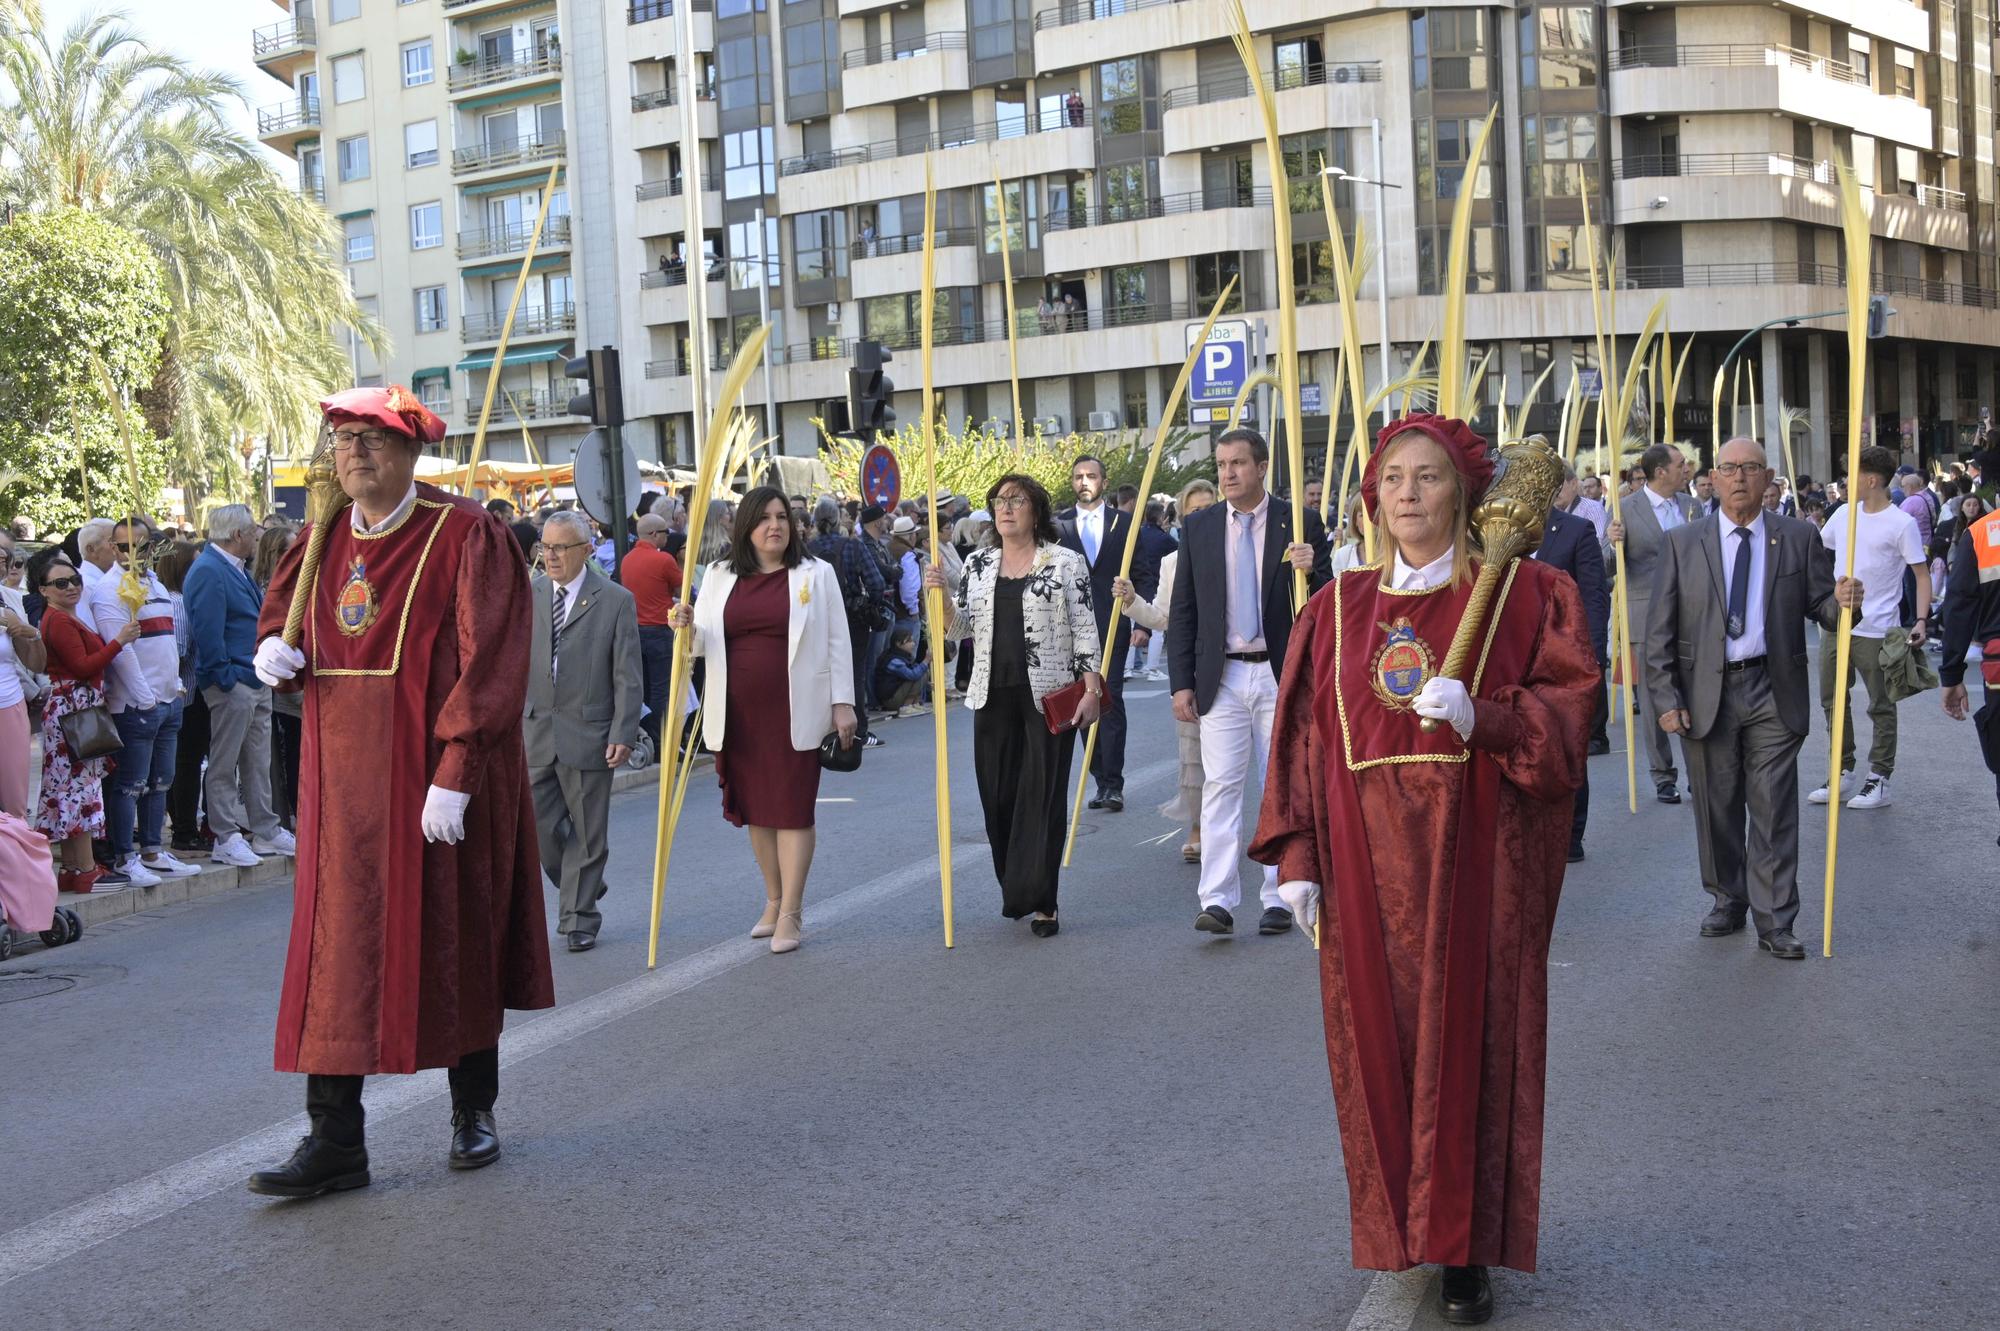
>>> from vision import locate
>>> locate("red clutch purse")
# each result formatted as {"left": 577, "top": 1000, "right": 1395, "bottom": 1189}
{"left": 1041, "top": 679, "right": 1090, "bottom": 734}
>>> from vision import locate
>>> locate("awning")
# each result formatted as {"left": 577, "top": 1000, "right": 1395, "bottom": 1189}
{"left": 458, "top": 83, "right": 562, "bottom": 112}
{"left": 462, "top": 171, "right": 565, "bottom": 197}
{"left": 455, "top": 346, "right": 564, "bottom": 371}
{"left": 411, "top": 366, "right": 451, "bottom": 386}
{"left": 460, "top": 254, "right": 568, "bottom": 279}
{"left": 334, "top": 207, "right": 373, "bottom": 220}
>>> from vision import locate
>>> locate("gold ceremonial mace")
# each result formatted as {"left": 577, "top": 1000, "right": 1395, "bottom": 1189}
{"left": 282, "top": 436, "right": 353, "bottom": 650}
{"left": 1418, "top": 436, "right": 1566, "bottom": 732}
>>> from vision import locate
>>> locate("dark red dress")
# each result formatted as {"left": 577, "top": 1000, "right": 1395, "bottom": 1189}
{"left": 716, "top": 569, "right": 819, "bottom": 828}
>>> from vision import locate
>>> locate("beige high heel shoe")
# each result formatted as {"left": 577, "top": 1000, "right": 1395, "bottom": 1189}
{"left": 770, "top": 909, "right": 804, "bottom": 954}
{"left": 750, "top": 902, "right": 780, "bottom": 939}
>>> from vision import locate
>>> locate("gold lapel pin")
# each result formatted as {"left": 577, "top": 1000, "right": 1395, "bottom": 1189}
{"left": 799, "top": 585, "right": 812, "bottom": 605}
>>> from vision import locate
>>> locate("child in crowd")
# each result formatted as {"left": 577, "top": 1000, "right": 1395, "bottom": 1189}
{"left": 875, "top": 628, "right": 930, "bottom": 717}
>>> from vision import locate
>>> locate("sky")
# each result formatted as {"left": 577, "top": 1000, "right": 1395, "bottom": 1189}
{"left": 43, "top": 0, "right": 287, "bottom": 160}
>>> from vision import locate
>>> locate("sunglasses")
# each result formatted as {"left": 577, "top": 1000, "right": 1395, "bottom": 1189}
{"left": 42, "top": 576, "right": 82, "bottom": 591}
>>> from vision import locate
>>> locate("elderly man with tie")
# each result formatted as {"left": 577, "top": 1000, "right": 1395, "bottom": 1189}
{"left": 527, "top": 511, "right": 643, "bottom": 953}
{"left": 1606, "top": 443, "right": 1700, "bottom": 803}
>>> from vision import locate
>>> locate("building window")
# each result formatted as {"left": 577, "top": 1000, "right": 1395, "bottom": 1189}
{"left": 1290, "top": 242, "right": 1334, "bottom": 303}
{"left": 343, "top": 215, "right": 374, "bottom": 263}
{"left": 723, "top": 127, "right": 776, "bottom": 200}
{"left": 1121, "top": 368, "right": 1149, "bottom": 429}
{"left": 1521, "top": 5, "right": 1595, "bottom": 91}
{"left": 1100, "top": 161, "right": 1148, "bottom": 220}
{"left": 405, "top": 120, "right": 438, "bottom": 169}
{"left": 1107, "top": 263, "right": 1149, "bottom": 310}
{"left": 329, "top": 0, "right": 360, "bottom": 22}
{"left": 416, "top": 377, "right": 448, "bottom": 414}
{"left": 337, "top": 134, "right": 370, "bottom": 182}
{"left": 1193, "top": 252, "right": 1246, "bottom": 313}
{"left": 410, "top": 202, "right": 442, "bottom": 250}
{"left": 792, "top": 209, "right": 847, "bottom": 283}
{"left": 402, "top": 40, "right": 434, "bottom": 87}
{"left": 728, "top": 216, "right": 780, "bottom": 289}
{"left": 331, "top": 53, "right": 365, "bottom": 103}
{"left": 1274, "top": 34, "right": 1324, "bottom": 92}
{"left": 981, "top": 180, "right": 1040, "bottom": 254}
{"left": 1098, "top": 58, "right": 1142, "bottom": 134}
{"left": 1526, "top": 114, "right": 1597, "bottom": 197}
{"left": 1417, "top": 224, "right": 1502, "bottom": 293}
{"left": 415, "top": 285, "right": 448, "bottom": 332}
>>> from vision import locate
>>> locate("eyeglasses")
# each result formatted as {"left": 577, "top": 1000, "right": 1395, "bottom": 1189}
{"left": 42, "top": 576, "right": 81, "bottom": 591}
{"left": 1713, "top": 463, "right": 1767, "bottom": 478}
{"left": 991, "top": 495, "right": 1032, "bottom": 512}
{"left": 538, "top": 539, "right": 591, "bottom": 554}
{"left": 331, "top": 429, "right": 394, "bottom": 452}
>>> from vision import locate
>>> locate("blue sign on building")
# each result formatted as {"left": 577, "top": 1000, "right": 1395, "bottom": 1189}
{"left": 1187, "top": 318, "right": 1251, "bottom": 424}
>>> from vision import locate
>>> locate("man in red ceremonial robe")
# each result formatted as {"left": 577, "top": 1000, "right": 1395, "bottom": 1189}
{"left": 245, "top": 385, "right": 555, "bottom": 1199}
{"left": 1250, "top": 415, "right": 1597, "bottom": 1326}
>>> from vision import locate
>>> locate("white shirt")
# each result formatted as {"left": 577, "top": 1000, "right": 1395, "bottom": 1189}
{"left": 1716, "top": 511, "right": 1770, "bottom": 662}
{"left": 1568, "top": 496, "right": 1609, "bottom": 541}
{"left": 1074, "top": 502, "right": 1106, "bottom": 566}
{"left": 352, "top": 482, "right": 418, "bottom": 536}
{"left": 81, "top": 560, "right": 107, "bottom": 593}
{"left": 1222, "top": 493, "right": 1270, "bottom": 653}
{"left": 1820, "top": 502, "right": 1924, "bottom": 638}
{"left": 1390, "top": 547, "right": 1455, "bottom": 591}
{"left": 216, "top": 545, "right": 248, "bottom": 576}
{"left": 1650, "top": 487, "right": 1686, "bottom": 531}
{"left": 84, "top": 565, "right": 180, "bottom": 712}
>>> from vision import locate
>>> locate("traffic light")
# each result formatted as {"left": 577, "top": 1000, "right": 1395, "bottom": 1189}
{"left": 565, "top": 346, "right": 626, "bottom": 428}
{"left": 1866, "top": 295, "right": 1893, "bottom": 339}
{"left": 846, "top": 339, "right": 895, "bottom": 440}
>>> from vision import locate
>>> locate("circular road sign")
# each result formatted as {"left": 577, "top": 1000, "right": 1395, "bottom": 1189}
{"left": 861, "top": 443, "right": 901, "bottom": 511}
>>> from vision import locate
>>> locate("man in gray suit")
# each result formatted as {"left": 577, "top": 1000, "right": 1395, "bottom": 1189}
{"left": 527, "top": 512, "right": 643, "bottom": 952}
{"left": 1609, "top": 443, "right": 1700, "bottom": 802}
{"left": 1644, "top": 438, "right": 1863, "bottom": 960}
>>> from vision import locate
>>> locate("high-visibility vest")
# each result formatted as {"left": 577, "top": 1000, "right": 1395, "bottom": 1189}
{"left": 1976, "top": 508, "right": 2000, "bottom": 584}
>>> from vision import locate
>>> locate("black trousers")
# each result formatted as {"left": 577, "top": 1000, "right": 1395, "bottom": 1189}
{"left": 844, "top": 615, "right": 871, "bottom": 736}
{"left": 1571, "top": 761, "right": 1590, "bottom": 849}
{"left": 167, "top": 686, "right": 209, "bottom": 841}
{"left": 973, "top": 681, "right": 1078, "bottom": 919}
{"left": 638, "top": 624, "right": 675, "bottom": 754}
{"left": 305, "top": 1047, "right": 499, "bottom": 1147}
{"left": 271, "top": 710, "right": 301, "bottom": 828}
{"left": 1089, "top": 622, "right": 1129, "bottom": 792}
{"left": 1588, "top": 665, "right": 1610, "bottom": 747}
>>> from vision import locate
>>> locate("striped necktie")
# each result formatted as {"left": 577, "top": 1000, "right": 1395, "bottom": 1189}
{"left": 550, "top": 583, "right": 568, "bottom": 678}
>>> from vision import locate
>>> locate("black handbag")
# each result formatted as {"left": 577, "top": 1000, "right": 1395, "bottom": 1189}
{"left": 59, "top": 703, "right": 122, "bottom": 759}
{"left": 818, "top": 730, "right": 861, "bottom": 773}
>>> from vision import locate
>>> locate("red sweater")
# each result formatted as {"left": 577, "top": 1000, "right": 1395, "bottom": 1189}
{"left": 40, "top": 606, "right": 122, "bottom": 686}
{"left": 620, "top": 542, "right": 683, "bottom": 627}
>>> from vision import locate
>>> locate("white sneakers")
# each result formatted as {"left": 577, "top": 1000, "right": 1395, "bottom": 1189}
{"left": 1807, "top": 771, "right": 1856, "bottom": 804}
{"left": 1846, "top": 774, "right": 1893, "bottom": 809}
{"left": 212, "top": 834, "right": 263, "bottom": 868}
{"left": 141, "top": 852, "right": 201, "bottom": 878}
{"left": 117, "top": 855, "right": 163, "bottom": 888}
{"left": 252, "top": 828, "right": 298, "bottom": 856}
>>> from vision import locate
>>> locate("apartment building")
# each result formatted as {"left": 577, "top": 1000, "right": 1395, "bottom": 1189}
{"left": 261, "top": 0, "right": 2000, "bottom": 478}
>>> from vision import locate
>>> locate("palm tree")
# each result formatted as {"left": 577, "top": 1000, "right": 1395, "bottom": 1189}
{"left": 0, "top": 9, "right": 380, "bottom": 509}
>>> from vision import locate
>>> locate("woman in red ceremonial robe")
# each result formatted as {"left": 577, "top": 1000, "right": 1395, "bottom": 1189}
{"left": 1250, "top": 415, "right": 1597, "bottom": 1326}
{"left": 244, "top": 385, "right": 555, "bottom": 1200}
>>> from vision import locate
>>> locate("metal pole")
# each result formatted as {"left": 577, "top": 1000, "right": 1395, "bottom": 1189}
{"left": 1372, "top": 117, "right": 1393, "bottom": 424}
{"left": 676, "top": 12, "right": 708, "bottom": 464}
{"left": 1255, "top": 319, "right": 1271, "bottom": 441}
{"left": 755, "top": 205, "right": 776, "bottom": 446}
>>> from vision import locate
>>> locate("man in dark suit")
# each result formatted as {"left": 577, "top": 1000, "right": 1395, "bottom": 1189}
{"left": 1607, "top": 443, "right": 1701, "bottom": 802}
{"left": 1532, "top": 495, "right": 1609, "bottom": 861}
{"left": 1058, "top": 454, "right": 1159, "bottom": 812}
{"left": 1167, "top": 428, "right": 1331, "bottom": 936}
{"left": 1643, "top": 438, "right": 1863, "bottom": 960}
{"left": 527, "top": 512, "right": 644, "bottom": 953}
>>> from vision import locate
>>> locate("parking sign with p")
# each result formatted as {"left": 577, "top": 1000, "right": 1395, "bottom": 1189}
{"left": 1187, "top": 319, "right": 1250, "bottom": 425}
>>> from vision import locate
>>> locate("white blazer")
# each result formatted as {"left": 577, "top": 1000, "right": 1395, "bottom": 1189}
{"left": 686, "top": 556, "right": 855, "bottom": 751}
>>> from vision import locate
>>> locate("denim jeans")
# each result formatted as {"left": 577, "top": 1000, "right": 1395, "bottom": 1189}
{"left": 107, "top": 699, "right": 178, "bottom": 858}
{"left": 638, "top": 624, "right": 675, "bottom": 754}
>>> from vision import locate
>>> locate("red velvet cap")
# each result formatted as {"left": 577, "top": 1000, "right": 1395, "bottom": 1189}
{"left": 319, "top": 385, "right": 447, "bottom": 445}
{"left": 1361, "top": 413, "right": 1495, "bottom": 517}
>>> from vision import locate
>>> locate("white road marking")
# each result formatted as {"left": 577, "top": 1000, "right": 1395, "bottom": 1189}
{"left": 1344, "top": 1268, "right": 1434, "bottom": 1331}
{"left": 0, "top": 757, "right": 1176, "bottom": 1289}
{"left": 814, "top": 797, "right": 855, "bottom": 804}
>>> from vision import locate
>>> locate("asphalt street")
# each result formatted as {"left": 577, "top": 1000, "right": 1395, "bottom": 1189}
{"left": 0, "top": 662, "right": 1995, "bottom": 1331}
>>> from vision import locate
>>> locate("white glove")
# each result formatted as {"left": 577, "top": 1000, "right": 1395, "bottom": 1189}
{"left": 1413, "top": 676, "right": 1475, "bottom": 740}
{"left": 1278, "top": 880, "right": 1321, "bottom": 939}
{"left": 254, "top": 636, "right": 306, "bottom": 686}
{"left": 421, "top": 785, "right": 471, "bottom": 845}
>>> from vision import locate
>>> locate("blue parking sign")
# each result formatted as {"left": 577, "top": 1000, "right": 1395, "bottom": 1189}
{"left": 1186, "top": 319, "right": 1250, "bottom": 424}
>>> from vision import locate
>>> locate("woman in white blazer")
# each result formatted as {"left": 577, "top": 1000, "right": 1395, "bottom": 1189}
{"left": 923, "top": 473, "right": 1102, "bottom": 938}
{"left": 669, "top": 488, "right": 856, "bottom": 953}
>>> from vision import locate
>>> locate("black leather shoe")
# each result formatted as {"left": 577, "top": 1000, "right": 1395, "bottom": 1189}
{"left": 1655, "top": 781, "right": 1682, "bottom": 804}
{"left": 1439, "top": 1265, "right": 1493, "bottom": 1325}
{"left": 248, "top": 1135, "right": 370, "bottom": 1199}
{"left": 1757, "top": 929, "right": 1807, "bottom": 960}
{"left": 1087, "top": 791, "right": 1107, "bottom": 809}
{"left": 449, "top": 1108, "right": 500, "bottom": 1170}
{"left": 566, "top": 931, "right": 595, "bottom": 952}
{"left": 1699, "top": 906, "right": 1747, "bottom": 937}
{"left": 1195, "top": 905, "right": 1234, "bottom": 935}
{"left": 1567, "top": 841, "right": 1585, "bottom": 863}
{"left": 1030, "top": 916, "right": 1060, "bottom": 938}
{"left": 1587, "top": 736, "right": 1611, "bottom": 756}
{"left": 1103, "top": 788, "right": 1124, "bottom": 813}
{"left": 1258, "top": 906, "right": 1294, "bottom": 935}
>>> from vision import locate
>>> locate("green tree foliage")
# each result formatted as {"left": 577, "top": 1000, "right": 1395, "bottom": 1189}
{"left": 818, "top": 418, "right": 1215, "bottom": 510}
{"left": 0, "top": 206, "right": 170, "bottom": 532}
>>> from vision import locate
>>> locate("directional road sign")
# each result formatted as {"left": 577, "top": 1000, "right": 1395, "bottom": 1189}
{"left": 1186, "top": 318, "right": 1251, "bottom": 425}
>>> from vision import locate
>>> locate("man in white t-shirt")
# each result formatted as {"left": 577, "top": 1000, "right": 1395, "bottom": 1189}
{"left": 1813, "top": 445, "right": 1930, "bottom": 810}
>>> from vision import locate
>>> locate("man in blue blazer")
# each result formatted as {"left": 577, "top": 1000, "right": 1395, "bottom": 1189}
{"left": 1058, "top": 454, "right": 1159, "bottom": 813}
{"left": 1532, "top": 490, "right": 1610, "bottom": 861}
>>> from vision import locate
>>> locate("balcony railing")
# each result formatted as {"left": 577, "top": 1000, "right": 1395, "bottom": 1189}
{"left": 1046, "top": 186, "right": 1273, "bottom": 231}
{"left": 449, "top": 49, "right": 562, "bottom": 92}
{"left": 1612, "top": 261, "right": 2000, "bottom": 308}
{"left": 1613, "top": 155, "right": 1971, "bottom": 213}
{"left": 252, "top": 17, "right": 316, "bottom": 60}
{"left": 456, "top": 216, "right": 573, "bottom": 260}
{"left": 463, "top": 385, "right": 584, "bottom": 419}
{"left": 840, "top": 30, "right": 966, "bottom": 71}
{"left": 636, "top": 173, "right": 719, "bottom": 199}
{"left": 1608, "top": 42, "right": 1881, "bottom": 92}
{"left": 1033, "top": 0, "right": 1188, "bottom": 30}
{"left": 781, "top": 108, "right": 1088, "bottom": 176}
{"left": 256, "top": 97, "right": 321, "bottom": 138}
{"left": 1914, "top": 183, "right": 1969, "bottom": 213}
{"left": 639, "top": 260, "right": 728, "bottom": 288}
{"left": 462, "top": 304, "right": 576, "bottom": 340}
{"left": 301, "top": 176, "right": 326, "bottom": 204}
{"left": 631, "top": 82, "right": 718, "bottom": 111}
{"left": 452, "top": 132, "right": 565, "bottom": 175}
{"left": 850, "top": 226, "right": 979, "bottom": 258}
{"left": 1160, "top": 60, "right": 1382, "bottom": 110}
{"left": 629, "top": 0, "right": 713, "bottom": 22}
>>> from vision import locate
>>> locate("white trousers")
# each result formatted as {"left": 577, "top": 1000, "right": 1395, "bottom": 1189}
{"left": 1195, "top": 659, "right": 1282, "bottom": 912}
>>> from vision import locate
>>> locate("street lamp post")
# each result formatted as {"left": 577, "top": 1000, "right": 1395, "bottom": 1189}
{"left": 1324, "top": 124, "right": 1401, "bottom": 424}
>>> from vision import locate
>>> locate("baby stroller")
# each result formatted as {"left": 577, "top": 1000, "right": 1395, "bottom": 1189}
{"left": 0, "top": 811, "right": 81, "bottom": 960}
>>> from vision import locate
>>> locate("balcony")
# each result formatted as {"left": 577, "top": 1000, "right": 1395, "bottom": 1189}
{"left": 639, "top": 260, "right": 728, "bottom": 288}
{"left": 448, "top": 49, "right": 562, "bottom": 95}
{"left": 1162, "top": 59, "right": 1381, "bottom": 156}
{"left": 301, "top": 175, "right": 326, "bottom": 205}
{"left": 1160, "top": 59, "right": 1382, "bottom": 111}
{"left": 1609, "top": 43, "right": 1932, "bottom": 147}
{"left": 456, "top": 216, "right": 573, "bottom": 261}
{"left": 462, "top": 388, "right": 583, "bottom": 421}
{"left": 452, "top": 132, "right": 565, "bottom": 178}
{"left": 628, "top": 0, "right": 712, "bottom": 21}
{"left": 1613, "top": 153, "right": 1971, "bottom": 247}
{"left": 1033, "top": 0, "right": 1182, "bottom": 31}
{"left": 849, "top": 226, "right": 978, "bottom": 259}
{"left": 635, "top": 173, "right": 719, "bottom": 200}
{"left": 442, "top": 0, "right": 552, "bottom": 16}
{"left": 630, "top": 83, "right": 719, "bottom": 150}
{"left": 629, "top": 82, "right": 717, "bottom": 111}
{"left": 841, "top": 31, "right": 967, "bottom": 109}
{"left": 1612, "top": 150, "right": 1835, "bottom": 183}
{"left": 255, "top": 96, "right": 321, "bottom": 154}
{"left": 462, "top": 303, "right": 576, "bottom": 342}
{"left": 1045, "top": 187, "right": 1274, "bottom": 272}
{"left": 1045, "top": 186, "right": 1272, "bottom": 232}
{"left": 251, "top": 17, "right": 316, "bottom": 84}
